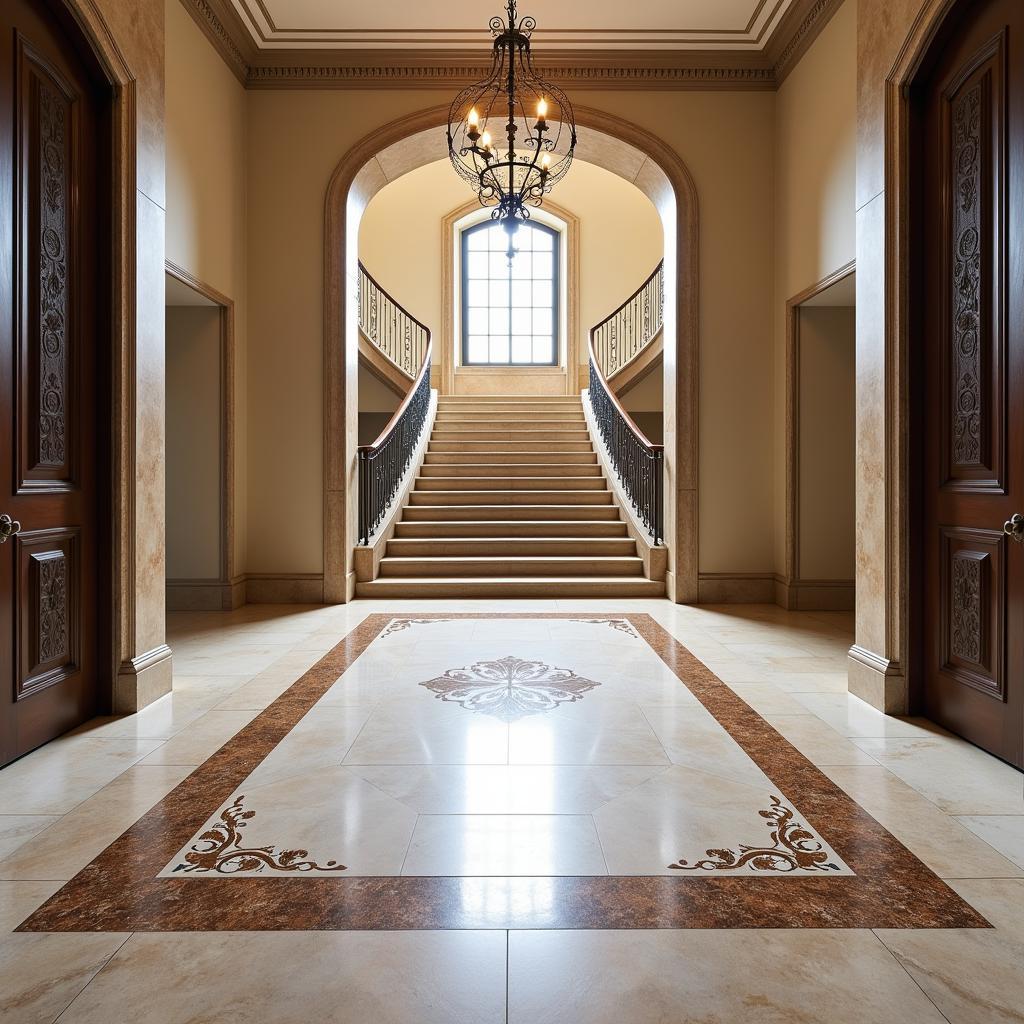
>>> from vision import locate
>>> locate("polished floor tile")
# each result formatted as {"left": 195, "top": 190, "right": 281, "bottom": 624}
{"left": 954, "top": 815, "right": 1024, "bottom": 870}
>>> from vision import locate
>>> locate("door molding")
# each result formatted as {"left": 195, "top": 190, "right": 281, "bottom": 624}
{"left": 164, "top": 261, "right": 241, "bottom": 611}
{"left": 780, "top": 259, "right": 856, "bottom": 612}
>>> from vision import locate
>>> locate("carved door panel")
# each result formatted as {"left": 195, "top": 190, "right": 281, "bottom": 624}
{"left": 919, "top": 0, "right": 1024, "bottom": 768}
{"left": 0, "top": 1, "right": 101, "bottom": 766}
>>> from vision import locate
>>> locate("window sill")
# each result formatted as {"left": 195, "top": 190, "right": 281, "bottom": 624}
{"left": 456, "top": 365, "right": 566, "bottom": 375}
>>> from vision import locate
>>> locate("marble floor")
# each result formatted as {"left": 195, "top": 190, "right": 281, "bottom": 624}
{"left": 0, "top": 598, "right": 1022, "bottom": 1022}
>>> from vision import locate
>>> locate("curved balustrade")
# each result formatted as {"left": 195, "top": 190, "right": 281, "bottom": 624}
{"left": 591, "top": 260, "right": 664, "bottom": 379}
{"left": 357, "top": 263, "right": 433, "bottom": 544}
{"left": 587, "top": 268, "right": 664, "bottom": 544}
{"left": 358, "top": 261, "right": 430, "bottom": 377}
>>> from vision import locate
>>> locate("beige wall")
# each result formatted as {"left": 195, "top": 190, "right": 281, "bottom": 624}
{"left": 358, "top": 157, "right": 663, "bottom": 373}
{"left": 165, "top": 306, "right": 222, "bottom": 579}
{"left": 247, "top": 88, "right": 774, "bottom": 577}
{"left": 772, "top": 0, "right": 857, "bottom": 573}
{"left": 165, "top": 0, "right": 247, "bottom": 578}
{"left": 798, "top": 306, "right": 855, "bottom": 580}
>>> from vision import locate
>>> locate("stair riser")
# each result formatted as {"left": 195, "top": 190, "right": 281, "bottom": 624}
{"left": 386, "top": 539, "right": 637, "bottom": 557}
{"left": 409, "top": 491, "right": 613, "bottom": 506}
{"left": 393, "top": 521, "right": 629, "bottom": 538}
{"left": 435, "top": 409, "right": 584, "bottom": 418}
{"left": 428, "top": 441, "right": 594, "bottom": 452}
{"left": 437, "top": 398, "right": 580, "bottom": 405}
{"left": 419, "top": 464, "right": 602, "bottom": 477}
{"left": 423, "top": 452, "right": 598, "bottom": 465}
{"left": 379, "top": 559, "right": 644, "bottom": 578}
{"left": 356, "top": 579, "right": 666, "bottom": 598}
{"left": 431, "top": 431, "right": 590, "bottom": 441}
{"left": 433, "top": 422, "right": 584, "bottom": 430}
{"left": 415, "top": 477, "right": 608, "bottom": 491}
{"left": 402, "top": 506, "right": 622, "bottom": 521}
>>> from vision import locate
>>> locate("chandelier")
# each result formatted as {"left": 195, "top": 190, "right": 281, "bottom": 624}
{"left": 447, "top": 0, "right": 577, "bottom": 245}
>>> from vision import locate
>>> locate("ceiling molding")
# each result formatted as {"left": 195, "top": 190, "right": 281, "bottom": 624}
{"left": 177, "top": 0, "right": 843, "bottom": 91}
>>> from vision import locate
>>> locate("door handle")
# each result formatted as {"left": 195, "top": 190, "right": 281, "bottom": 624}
{"left": 1003, "top": 513, "right": 1024, "bottom": 544}
{"left": 0, "top": 514, "right": 21, "bottom": 544}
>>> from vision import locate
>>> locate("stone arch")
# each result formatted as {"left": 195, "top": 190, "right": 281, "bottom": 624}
{"left": 324, "top": 103, "right": 699, "bottom": 603}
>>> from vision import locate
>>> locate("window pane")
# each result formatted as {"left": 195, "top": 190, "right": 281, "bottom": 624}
{"left": 490, "top": 278, "right": 509, "bottom": 307}
{"left": 489, "top": 252, "right": 508, "bottom": 278}
{"left": 510, "top": 254, "right": 531, "bottom": 280}
{"left": 467, "top": 230, "right": 489, "bottom": 251}
{"left": 533, "top": 308, "right": 553, "bottom": 335}
{"left": 467, "top": 252, "right": 489, "bottom": 278}
{"left": 533, "top": 336, "right": 554, "bottom": 363}
{"left": 467, "top": 280, "right": 488, "bottom": 306}
{"left": 533, "top": 230, "right": 553, "bottom": 251}
{"left": 488, "top": 226, "right": 507, "bottom": 251}
{"left": 533, "top": 252, "right": 553, "bottom": 279}
{"left": 467, "top": 308, "right": 488, "bottom": 334}
{"left": 511, "top": 337, "right": 532, "bottom": 363}
{"left": 490, "top": 336, "right": 510, "bottom": 363}
{"left": 467, "top": 336, "right": 488, "bottom": 363}
{"left": 489, "top": 308, "right": 508, "bottom": 335}
{"left": 511, "top": 307, "right": 531, "bottom": 334}
{"left": 532, "top": 280, "right": 552, "bottom": 307}
{"left": 510, "top": 280, "right": 531, "bottom": 306}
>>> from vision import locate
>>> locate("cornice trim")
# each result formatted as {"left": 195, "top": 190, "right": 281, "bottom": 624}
{"left": 177, "top": 0, "right": 844, "bottom": 92}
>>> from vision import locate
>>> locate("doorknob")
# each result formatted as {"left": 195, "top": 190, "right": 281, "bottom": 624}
{"left": 1003, "top": 513, "right": 1024, "bottom": 544}
{"left": 0, "top": 514, "right": 21, "bottom": 544}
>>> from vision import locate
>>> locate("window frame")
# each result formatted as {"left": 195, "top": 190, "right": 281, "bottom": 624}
{"left": 459, "top": 219, "right": 561, "bottom": 368}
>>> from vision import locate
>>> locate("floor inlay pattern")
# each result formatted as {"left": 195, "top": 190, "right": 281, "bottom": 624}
{"left": 15, "top": 614, "right": 989, "bottom": 932}
{"left": 419, "top": 655, "right": 601, "bottom": 721}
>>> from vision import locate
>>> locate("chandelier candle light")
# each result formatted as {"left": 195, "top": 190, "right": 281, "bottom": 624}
{"left": 447, "top": 0, "right": 577, "bottom": 260}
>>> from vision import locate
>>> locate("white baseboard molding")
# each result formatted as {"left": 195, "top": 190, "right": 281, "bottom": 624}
{"left": 847, "top": 644, "right": 907, "bottom": 713}
{"left": 115, "top": 644, "right": 173, "bottom": 713}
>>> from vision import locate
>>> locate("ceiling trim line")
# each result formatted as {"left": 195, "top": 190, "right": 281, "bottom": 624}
{"left": 176, "top": 0, "right": 844, "bottom": 92}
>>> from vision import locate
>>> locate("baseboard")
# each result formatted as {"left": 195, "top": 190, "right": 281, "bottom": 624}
{"left": 114, "top": 644, "right": 173, "bottom": 714}
{"left": 244, "top": 573, "right": 325, "bottom": 604}
{"left": 697, "top": 572, "right": 775, "bottom": 604}
{"left": 847, "top": 645, "right": 907, "bottom": 713}
{"left": 166, "top": 578, "right": 245, "bottom": 611}
{"left": 774, "top": 577, "right": 855, "bottom": 611}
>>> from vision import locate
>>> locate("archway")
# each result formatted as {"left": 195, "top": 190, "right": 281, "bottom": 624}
{"left": 323, "top": 104, "right": 699, "bottom": 604}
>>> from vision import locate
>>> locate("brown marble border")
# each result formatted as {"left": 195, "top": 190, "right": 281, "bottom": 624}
{"left": 18, "top": 614, "right": 989, "bottom": 932}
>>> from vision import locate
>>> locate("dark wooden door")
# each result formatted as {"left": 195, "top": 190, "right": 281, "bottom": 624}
{"left": 917, "top": 0, "right": 1024, "bottom": 768}
{"left": 0, "top": 0, "right": 102, "bottom": 766}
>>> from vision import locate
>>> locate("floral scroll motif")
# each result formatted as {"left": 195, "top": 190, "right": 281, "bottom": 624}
{"left": 173, "top": 795, "right": 346, "bottom": 874}
{"left": 668, "top": 796, "right": 842, "bottom": 873}
{"left": 420, "top": 655, "right": 600, "bottom": 721}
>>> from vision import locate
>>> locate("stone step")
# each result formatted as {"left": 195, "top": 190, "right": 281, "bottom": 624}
{"left": 407, "top": 489, "right": 613, "bottom": 506}
{"left": 386, "top": 537, "right": 638, "bottom": 557}
{"left": 393, "top": 520, "right": 629, "bottom": 538}
{"left": 419, "top": 463, "right": 602, "bottom": 477}
{"left": 428, "top": 440, "right": 595, "bottom": 452}
{"left": 415, "top": 476, "right": 608, "bottom": 492}
{"left": 401, "top": 504, "right": 622, "bottom": 522}
{"left": 430, "top": 430, "right": 590, "bottom": 441}
{"left": 378, "top": 556, "right": 645, "bottom": 578}
{"left": 423, "top": 451, "right": 598, "bottom": 465}
{"left": 356, "top": 577, "right": 666, "bottom": 598}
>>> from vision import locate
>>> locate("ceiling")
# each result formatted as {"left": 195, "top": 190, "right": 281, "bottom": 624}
{"left": 230, "top": 0, "right": 797, "bottom": 51}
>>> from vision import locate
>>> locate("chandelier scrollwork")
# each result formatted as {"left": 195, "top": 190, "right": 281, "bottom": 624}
{"left": 447, "top": 0, "right": 577, "bottom": 243}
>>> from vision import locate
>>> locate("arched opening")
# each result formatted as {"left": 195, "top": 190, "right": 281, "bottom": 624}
{"left": 324, "top": 104, "right": 699, "bottom": 604}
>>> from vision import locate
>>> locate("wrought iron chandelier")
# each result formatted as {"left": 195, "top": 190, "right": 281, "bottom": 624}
{"left": 447, "top": 0, "right": 577, "bottom": 247}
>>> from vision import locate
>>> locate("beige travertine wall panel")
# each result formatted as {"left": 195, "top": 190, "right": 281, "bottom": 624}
{"left": 165, "top": 0, "right": 248, "bottom": 577}
{"left": 358, "top": 157, "right": 663, "bottom": 373}
{"left": 798, "top": 306, "right": 856, "bottom": 580}
{"left": 246, "top": 88, "right": 774, "bottom": 577}
{"left": 773, "top": 0, "right": 856, "bottom": 571}
{"left": 166, "top": 307, "right": 222, "bottom": 580}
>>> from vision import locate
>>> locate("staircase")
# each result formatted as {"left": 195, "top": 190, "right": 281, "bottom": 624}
{"left": 355, "top": 395, "right": 664, "bottom": 597}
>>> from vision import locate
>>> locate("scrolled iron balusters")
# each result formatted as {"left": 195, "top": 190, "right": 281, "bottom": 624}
{"left": 357, "top": 352, "right": 432, "bottom": 545}
{"left": 589, "top": 358, "right": 663, "bottom": 544}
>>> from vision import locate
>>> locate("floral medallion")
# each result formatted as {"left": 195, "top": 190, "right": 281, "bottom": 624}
{"left": 381, "top": 617, "right": 454, "bottom": 637}
{"left": 570, "top": 617, "right": 638, "bottom": 636}
{"left": 668, "top": 795, "right": 841, "bottom": 873}
{"left": 173, "top": 795, "right": 346, "bottom": 874}
{"left": 419, "top": 655, "right": 600, "bottom": 721}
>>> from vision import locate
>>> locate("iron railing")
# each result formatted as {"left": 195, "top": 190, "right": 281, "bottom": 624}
{"left": 357, "top": 261, "right": 430, "bottom": 377}
{"left": 588, "top": 333, "right": 663, "bottom": 544}
{"left": 591, "top": 260, "right": 664, "bottom": 379}
{"left": 357, "top": 340, "right": 432, "bottom": 545}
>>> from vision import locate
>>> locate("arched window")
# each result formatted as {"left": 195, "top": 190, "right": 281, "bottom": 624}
{"left": 461, "top": 219, "right": 559, "bottom": 365}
